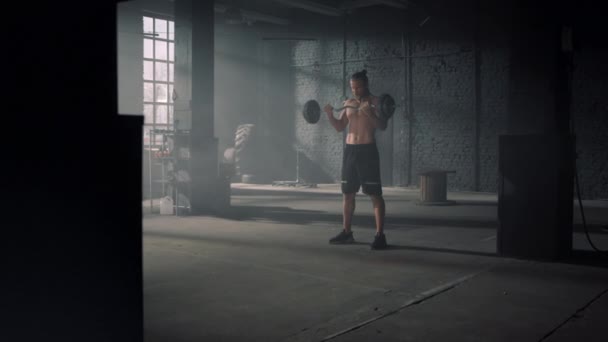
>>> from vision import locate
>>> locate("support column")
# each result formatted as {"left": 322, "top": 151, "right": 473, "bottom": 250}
{"left": 190, "top": 0, "right": 220, "bottom": 213}
{"left": 175, "top": 0, "right": 223, "bottom": 213}
{"left": 473, "top": 0, "right": 482, "bottom": 192}
{"left": 498, "top": 1, "right": 574, "bottom": 260}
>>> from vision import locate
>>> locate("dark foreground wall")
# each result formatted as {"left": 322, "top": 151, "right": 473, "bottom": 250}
{"left": 5, "top": 1, "right": 143, "bottom": 341}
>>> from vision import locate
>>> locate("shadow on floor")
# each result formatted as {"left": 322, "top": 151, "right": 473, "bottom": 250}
{"left": 231, "top": 188, "right": 344, "bottom": 198}
{"left": 452, "top": 200, "right": 498, "bottom": 207}
{"left": 384, "top": 244, "right": 499, "bottom": 258}
{"left": 574, "top": 224, "right": 608, "bottom": 234}
{"left": 560, "top": 249, "right": 608, "bottom": 269}
{"left": 145, "top": 228, "right": 608, "bottom": 269}
{"left": 231, "top": 188, "right": 498, "bottom": 207}
{"left": 339, "top": 241, "right": 499, "bottom": 258}
{"left": 378, "top": 246, "right": 608, "bottom": 269}
{"left": 211, "top": 205, "right": 498, "bottom": 230}
{"left": 301, "top": 242, "right": 607, "bottom": 268}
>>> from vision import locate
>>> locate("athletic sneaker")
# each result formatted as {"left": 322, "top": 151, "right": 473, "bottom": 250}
{"left": 329, "top": 230, "right": 354, "bottom": 244}
{"left": 371, "top": 232, "right": 388, "bottom": 250}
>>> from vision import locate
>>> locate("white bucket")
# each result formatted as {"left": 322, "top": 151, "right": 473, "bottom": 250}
{"left": 160, "top": 196, "right": 174, "bottom": 215}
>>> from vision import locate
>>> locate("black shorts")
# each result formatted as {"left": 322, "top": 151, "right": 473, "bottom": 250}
{"left": 341, "top": 143, "right": 383, "bottom": 196}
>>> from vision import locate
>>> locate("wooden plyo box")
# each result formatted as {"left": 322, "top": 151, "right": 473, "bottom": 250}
{"left": 418, "top": 170, "right": 457, "bottom": 205}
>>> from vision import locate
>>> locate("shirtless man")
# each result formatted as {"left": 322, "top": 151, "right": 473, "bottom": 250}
{"left": 324, "top": 70, "right": 388, "bottom": 250}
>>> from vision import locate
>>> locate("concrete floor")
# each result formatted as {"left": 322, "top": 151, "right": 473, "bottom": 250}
{"left": 143, "top": 184, "right": 608, "bottom": 342}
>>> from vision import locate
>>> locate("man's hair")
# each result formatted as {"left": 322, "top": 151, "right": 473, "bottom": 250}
{"left": 351, "top": 69, "right": 369, "bottom": 86}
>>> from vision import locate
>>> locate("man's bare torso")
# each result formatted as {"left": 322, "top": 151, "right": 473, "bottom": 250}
{"left": 343, "top": 95, "right": 380, "bottom": 145}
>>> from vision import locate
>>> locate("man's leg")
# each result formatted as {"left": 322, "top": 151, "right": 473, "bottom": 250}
{"left": 369, "top": 194, "right": 387, "bottom": 249}
{"left": 331, "top": 145, "right": 358, "bottom": 244}
{"left": 359, "top": 145, "right": 384, "bottom": 234}
{"left": 369, "top": 195, "right": 385, "bottom": 234}
{"left": 343, "top": 192, "right": 356, "bottom": 232}
{"left": 330, "top": 192, "right": 357, "bottom": 244}
{"left": 359, "top": 144, "right": 387, "bottom": 249}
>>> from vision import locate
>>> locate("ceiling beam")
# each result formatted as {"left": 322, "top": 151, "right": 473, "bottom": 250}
{"left": 241, "top": 8, "right": 290, "bottom": 25}
{"left": 341, "top": 0, "right": 380, "bottom": 10}
{"left": 377, "top": 0, "right": 409, "bottom": 9}
{"left": 341, "top": 0, "right": 409, "bottom": 10}
{"left": 215, "top": 3, "right": 290, "bottom": 25}
{"left": 273, "top": 0, "right": 343, "bottom": 16}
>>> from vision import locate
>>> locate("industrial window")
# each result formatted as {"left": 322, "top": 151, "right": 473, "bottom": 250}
{"left": 142, "top": 15, "right": 175, "bottom": 147}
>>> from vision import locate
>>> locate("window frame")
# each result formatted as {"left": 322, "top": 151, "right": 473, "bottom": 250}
{"left": 143, "top": 14, "right": 175, "bottom": 148}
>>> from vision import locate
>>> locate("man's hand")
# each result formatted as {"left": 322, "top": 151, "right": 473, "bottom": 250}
{"left": 324, "top": 104, "right": 334, "bottom": 116}
{"left": 359, "top": 100, "right": 373, "bottom": 117}
{"left": 360, "top": 98, "right": 386, "bottom": 130}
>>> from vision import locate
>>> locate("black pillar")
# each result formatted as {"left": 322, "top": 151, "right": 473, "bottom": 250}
{"left": 498, "top": 1, "right": 574, "bottom": 260}
{"left": 175, "top": 0, "right": 222, "bottom": 213}
{"left": 6, "top": 1, "right": 143, "bottom": 340}
{"left": 191, "top": 1, "right": 219, "bottom": 213}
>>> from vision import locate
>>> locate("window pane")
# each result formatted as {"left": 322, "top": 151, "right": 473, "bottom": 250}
{"left": 143, "top": 60, "right": 153, "bottom": 80}
{"left": 143, "top": 17, "right": 154, "bottom": 35}
{"left": 144, "top": 82, "right": 154, "bottom": 102}
{"left": 169, "top": 84, "right": 173, "bottom": 103}
{"left": 144, "top": 38, "right": 153, "bottom": 59}
{"left": 155, "top": 18, "right": 167, "bottom": 40}
{"left": 155, "top": 84, "right": 168, "bottom": 103}
{"left": 156, "top": 105, "right": 168, "bottom": 124}
{"left": 169, "top": 42, "right": 174, "bottom": 62}
{"left": 155, "top": 40, "right": 167, "bottom": 61}
{"left": 143, "top": 104, "right": 154, "bottom": 124}
{"left": 155, "top": 62, "right": 168, "bottom": 82}
{"left": 169, "top": 63, "right": 174, "bottom": 82}
{"left": 168, "top": 21, "right": 174, "bottom": 41}
{"left": 168, "top": 105, "right": 174, "bottom": 125}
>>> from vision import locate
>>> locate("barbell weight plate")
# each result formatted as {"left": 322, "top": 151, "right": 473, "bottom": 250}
{"left": 303, "top": 99, "right": 321, "bottom": 124}
{"left": 379, "top": 93, "right": 395, "bottom": 120}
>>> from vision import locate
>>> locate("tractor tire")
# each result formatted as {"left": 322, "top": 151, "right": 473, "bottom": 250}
{"left": 234, "top": 124, "right": 256, "bottom": 176}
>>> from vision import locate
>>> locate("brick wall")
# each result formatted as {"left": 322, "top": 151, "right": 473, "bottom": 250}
{"left": 410, "top": 27, "right": 476, "bottom": 191}
{"left": 292, "top": 10, "right": 409, "bottom": 185}
{"left": 288, "top": 2, "right": 607, "bottom": 198}
{"left": 293, "top": 38, "right": 346, "bottom": 183}
{"left": 478, "top": 7, "right": 511, "bottom": 192}
{"left": 291, "top": 6, "right": 486, "bottom": 191}
{"left": 572, "top": 48, "right": 608, "bottom": 199}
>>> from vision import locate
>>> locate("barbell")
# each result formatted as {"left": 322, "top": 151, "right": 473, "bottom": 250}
{"left": 302, "top": 93, "right": 396, "bottom": 124}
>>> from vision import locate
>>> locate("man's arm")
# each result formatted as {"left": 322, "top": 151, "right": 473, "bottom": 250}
{"left": 375, "top": 110, "right": 388, "bottom": 130}
{"left": 324, "top": 103, "right": 348, "bottom": 132}
{"left": 360, "top": 99, "right": 387, "bottom": 130}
